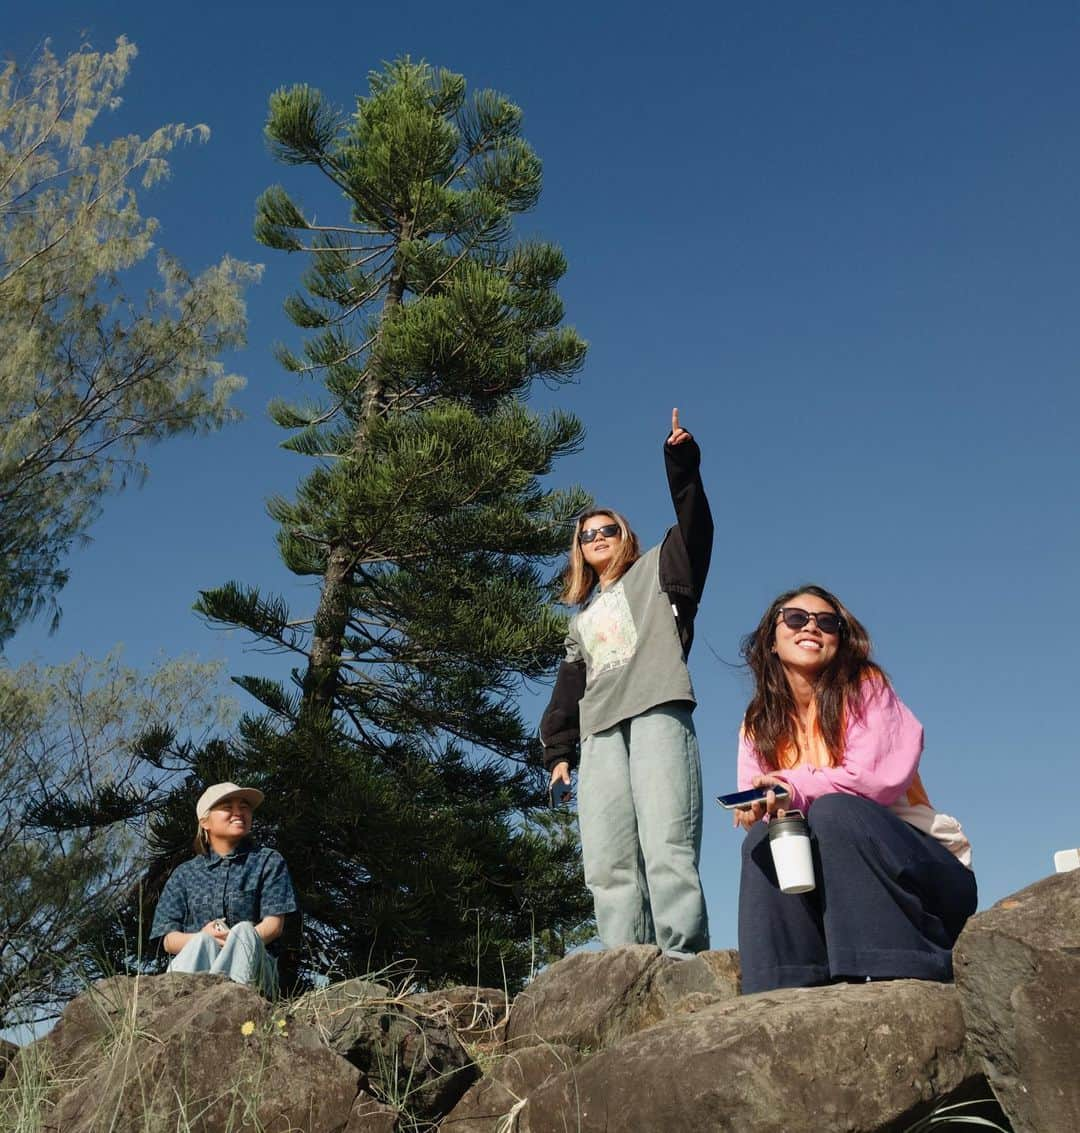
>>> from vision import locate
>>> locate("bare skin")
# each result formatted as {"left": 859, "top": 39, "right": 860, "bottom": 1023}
{"left": 162, "top": 796, "right": 284, "bottom": 954}
{"left": 548, "top": 408, "right": 693, "bottom": 795}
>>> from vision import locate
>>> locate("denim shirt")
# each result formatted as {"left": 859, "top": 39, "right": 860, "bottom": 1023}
{"left": 150, "top": 842, "right": 297, "bottom": 952}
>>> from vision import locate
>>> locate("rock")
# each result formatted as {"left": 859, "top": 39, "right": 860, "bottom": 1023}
{"left": 292, "top": 977, "right": 478, "bottom": 1121}
{"left": 954, "top": 869, "right": 1080, "bottom": 1133}
{"left": 0, "top": 1039, "right": 16, "bottom": 1076}
{"left": 523, "top": 979, "right": 980, "bottom": 1133}
{"left": 507, "top": 946, "right": 662, "bottom": 1051}
{"left": 292, "top": 978, "right": 393, "bottom": 1049}
{"left": 441, "top": 1042, "right": 578, "bottom": 1132}
{"left": 408, "top": 986, "right": 508, "bottom": 1048}
{"left": 345, "top": 1093, "right": 400, "bottom": 1132}
{"left": 3, "top": 974, "right": 358, "bottom": 1133}
{"left": 634, "top": 949, "right": 740, "bottom": 1029}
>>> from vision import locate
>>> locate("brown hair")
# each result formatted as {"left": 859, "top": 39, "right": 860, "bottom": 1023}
{"left": 560, "top": 509, "right": 642, "bottom": 606}
{"left": 740, "top": 584, "right": 888, "bottom": 769}
{"left": 192, "top": 824, "right": 210, "bottom": 855}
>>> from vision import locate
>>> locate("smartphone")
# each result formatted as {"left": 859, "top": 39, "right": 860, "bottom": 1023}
{"left": 715, "top": 784, "right": 790, "bottom": 810}
{"left": 212, "top": 920, "right": 229, "bottom": 934}
{"left": 548, "top": 780, "right": 573, "bottom": 808}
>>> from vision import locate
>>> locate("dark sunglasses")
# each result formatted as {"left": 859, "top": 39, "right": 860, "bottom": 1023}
{"left": 578, "top": 523, "right": 621, "bottom": 545}
{"left": 777, "top": 607, "right": 843, "bottom": 635}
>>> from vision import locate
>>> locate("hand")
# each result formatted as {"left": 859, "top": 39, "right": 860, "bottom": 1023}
{"left": 732, "top": 774, "right": 792, "bottom": 831}
{"left": 752, "top": 774, "right": 792, "bottom": 818}
{"left": 549, "top": 761, "right": 571, "bottom": 789}
{"left": 201, "top": 919, "right": 229, "bottom": 944}
{"left": 666, "top": 407, "right": 693, "bottom": 446}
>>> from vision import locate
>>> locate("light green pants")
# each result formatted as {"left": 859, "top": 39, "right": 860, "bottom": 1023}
{"left": 577, "top": 702, "right": 709, "bottom": 955}
{"left": 167, "top": 921, "right": 278, "bottom": 995}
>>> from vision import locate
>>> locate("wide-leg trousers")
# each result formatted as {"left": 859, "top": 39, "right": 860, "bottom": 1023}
{"left": 577, "top": 702, "right": 710, "bottom": 956}
{"left": 167, "top": 921, "right": 278, "bottom": 994}
{"left": 738, "top": 793, "right": 977, "bottom": 994}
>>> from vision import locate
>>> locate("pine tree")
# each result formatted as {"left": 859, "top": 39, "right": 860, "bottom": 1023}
{"left": 192, "top": 59, "right": 594, "bottom": 987}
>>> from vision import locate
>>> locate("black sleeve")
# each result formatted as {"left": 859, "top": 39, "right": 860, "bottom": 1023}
{"left": 659, "top": 436, "right": 714, "bottom": 654}
{"left": 539, "top": 658, "right": 586, "bottom": 772}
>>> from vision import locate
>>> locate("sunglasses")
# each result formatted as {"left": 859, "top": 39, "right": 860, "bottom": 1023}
{"left": 578, "top": 523, "right": 621, "bottom": 545}
{"left": 777, "top": 607, "right": 843, "bottom": 635}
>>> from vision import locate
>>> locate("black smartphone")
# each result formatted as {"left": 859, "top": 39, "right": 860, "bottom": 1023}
{"left": 715, "top": 784, "right": 790, "bottom": 810}
{"left": 548, "top": 780, "right": 573, "bottom": 808}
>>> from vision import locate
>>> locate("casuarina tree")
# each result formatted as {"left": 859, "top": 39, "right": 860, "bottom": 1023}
{"left": 186, "top": 59, "right": 593, "bottom": 987}
{"left": 0, "top": 39, "right": 258, "bottom": 644}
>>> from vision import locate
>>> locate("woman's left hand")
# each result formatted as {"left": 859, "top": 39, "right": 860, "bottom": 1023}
{"left": 667, "top": 407, "right": 693, "bottom": 446}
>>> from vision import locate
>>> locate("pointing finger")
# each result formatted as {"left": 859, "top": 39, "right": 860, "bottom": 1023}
{"left": 671, "top": 407, "right": 680, "bottom": 435}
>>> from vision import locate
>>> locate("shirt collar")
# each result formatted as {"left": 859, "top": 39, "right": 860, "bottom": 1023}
{"left": 206, "top": 838, "right": 255, "bottom": 866}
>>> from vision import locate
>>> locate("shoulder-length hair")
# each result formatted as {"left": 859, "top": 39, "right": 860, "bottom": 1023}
{"left": 740, "top": 584, "right": 889, "bottom": 769}
{"left": 560, "top": 509, "right": 642, "bottom": 607}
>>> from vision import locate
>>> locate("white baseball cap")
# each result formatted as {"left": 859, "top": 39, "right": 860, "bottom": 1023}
{"left": 196, "top": 782, "right": 265, "bottom": 820}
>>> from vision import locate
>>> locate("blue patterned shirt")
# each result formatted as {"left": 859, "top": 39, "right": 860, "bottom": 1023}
{"left": 150, "top": 842, "right": 297, "bottom": 952}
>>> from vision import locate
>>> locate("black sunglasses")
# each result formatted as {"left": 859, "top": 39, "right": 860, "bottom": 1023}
{"left": 777, "top": 607, "right": 843, "bottom": 635}
{"left": 579, "top": 523, "right": 621, "bottom": 545}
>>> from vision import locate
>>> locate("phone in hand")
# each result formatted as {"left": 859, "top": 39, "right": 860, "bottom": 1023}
{"left": 212, "top": 920, "right": 229, "bottom": 934}
{"left": 548, "top": 780, "right": 573, "bottom": 808}
{"left": 716, "top": 784, "right": 790, "bottom": 810}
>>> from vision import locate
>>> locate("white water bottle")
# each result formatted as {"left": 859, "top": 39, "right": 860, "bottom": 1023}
{"left": 768, "top": 810, "right": 816, "bottom": 894}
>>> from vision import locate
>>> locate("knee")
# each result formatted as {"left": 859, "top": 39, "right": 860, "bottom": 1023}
{"left": 228, "top": 921, "right": 260, "bottom": 944}
{"left": 806, "top": 793, "right": 876, "bottom": 841}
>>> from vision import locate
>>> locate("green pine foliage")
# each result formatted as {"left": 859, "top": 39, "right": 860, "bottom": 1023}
{"left": 191, "top": 59, "right": 594, "bottom": 988}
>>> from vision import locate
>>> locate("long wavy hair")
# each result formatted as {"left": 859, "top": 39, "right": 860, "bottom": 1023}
{"left": 560, "top": 508, "right": 642, "bottom": 606}
{"left": 740, "top": 584, "right": 888, "bottom": 769}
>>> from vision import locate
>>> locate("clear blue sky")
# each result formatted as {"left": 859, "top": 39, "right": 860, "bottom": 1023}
{"left": 6, "top": 2, "right": 1080, "bottom": 953}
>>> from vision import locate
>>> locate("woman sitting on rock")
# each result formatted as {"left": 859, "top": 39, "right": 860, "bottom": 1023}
{"left": 149, "top": 782, "right": 297, "bottom": 994}
{"left": 541, "top": 409, "right": 712, "bottom": 958}
{"left": 734, "top": 586, "right": 976, "bottom": 994}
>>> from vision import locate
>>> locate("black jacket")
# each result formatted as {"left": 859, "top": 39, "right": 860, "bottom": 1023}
{"left": 539, "top": 438, "right": 713, "bottom": 771}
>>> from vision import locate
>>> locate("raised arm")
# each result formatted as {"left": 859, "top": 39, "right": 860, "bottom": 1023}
{"left": 660, "top": 407, "right": 714, "bottom": 610}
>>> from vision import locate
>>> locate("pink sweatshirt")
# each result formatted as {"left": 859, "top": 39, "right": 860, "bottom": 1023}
{"left": 737, "top": 681, "right": 973, "bottom": 866}
{"left": 737, "top": 680, "right": 923, "bottom": 814}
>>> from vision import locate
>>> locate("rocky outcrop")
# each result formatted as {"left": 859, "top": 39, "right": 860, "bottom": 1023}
{"left": 3, "top": 974, "right": 359, "bottom": 1133}
{"left": 292, "top": 977, "right": 479, "bottom": 1121}
{"left": 13, "top": 867, "right": 1076, "bottom": 1133}
{"left": 954, "top": 867, "right": 1080, "bottom": 1133}
{"left": 524, "top": 980, "right": 979, "bottom": 1133}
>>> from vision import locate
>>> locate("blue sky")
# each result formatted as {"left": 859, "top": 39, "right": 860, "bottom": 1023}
{"left": 6, "top": 2, "right": 1080, "bottom": 954}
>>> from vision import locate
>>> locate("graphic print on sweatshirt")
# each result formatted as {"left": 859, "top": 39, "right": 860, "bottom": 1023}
{"left": 576, "top": 582, "right": 638, "bottom": 675}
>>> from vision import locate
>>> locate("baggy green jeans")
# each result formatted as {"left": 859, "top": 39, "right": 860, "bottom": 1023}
{"left": 577, "top": 701, "right": 709, "bottom": 955}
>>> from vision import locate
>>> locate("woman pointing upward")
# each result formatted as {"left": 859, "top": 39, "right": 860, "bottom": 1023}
{"left": 541, "top": 408, "right": 713, "bottom": 956}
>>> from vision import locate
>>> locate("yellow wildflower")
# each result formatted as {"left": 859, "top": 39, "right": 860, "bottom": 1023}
{"left": 240, "top": 1020, "right": 256, "bottom": 1036}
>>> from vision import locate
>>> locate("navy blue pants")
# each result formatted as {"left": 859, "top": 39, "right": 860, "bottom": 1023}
{"left": 738, "top": 794, "right": 977, "bottom": 994}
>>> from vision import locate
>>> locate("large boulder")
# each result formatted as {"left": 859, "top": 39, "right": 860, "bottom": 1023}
{"left": 2, "top": 974, "right": 359, "bottom": 1133}
{"left": 292, "top": 977, "right": 478, "bottom": 1121}
{"left": 522, "top": 979, "right": 980, "bottom": 1133}
{"left": 506, "top": 946, "right": 739, "bottom": 1054}
{"left": 954, "top": 868, "right": 1080, "bottom": 1133}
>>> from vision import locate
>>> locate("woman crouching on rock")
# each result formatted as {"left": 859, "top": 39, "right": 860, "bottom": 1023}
{"left": 735, "top": 586, "right": 976, "bottom": 994}
{"left": 541, "top": 409, "right": 713, "bottom": 958}
{"left": 149, "top": 782, "right": 297, "bottom": 994}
